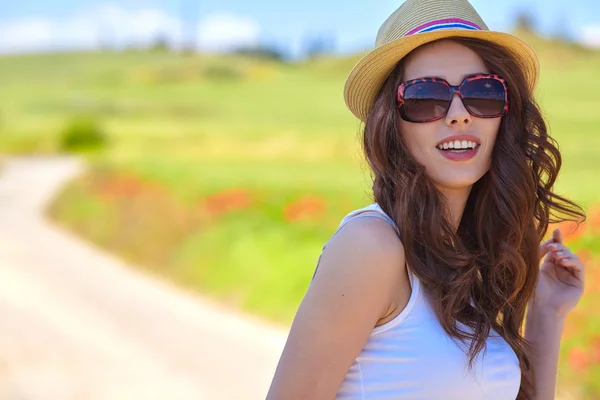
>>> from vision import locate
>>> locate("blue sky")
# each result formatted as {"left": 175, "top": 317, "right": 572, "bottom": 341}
{"left": 1, "top": 1, "right": 599, "bottom": 57}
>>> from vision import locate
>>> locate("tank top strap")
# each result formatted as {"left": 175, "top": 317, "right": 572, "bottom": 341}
{"left": 310, "top": 203, "right": 402, "bottom": 283}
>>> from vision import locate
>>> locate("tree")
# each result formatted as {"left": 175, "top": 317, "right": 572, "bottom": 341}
{"left": 514, "top": 10, "right": 537, "bottom": 34}
{"left": 301, "top": 31, "right": 336, "bottom": 60}
{"left": 149, "top": 33, "right": 170, "bottom": 52}
{"left": 230, "top": 43, "right": 287, "bottom": 62}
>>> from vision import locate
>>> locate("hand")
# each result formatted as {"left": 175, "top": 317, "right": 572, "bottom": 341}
{"left": 532, "top": 228, "right": 586, "bottom": 318}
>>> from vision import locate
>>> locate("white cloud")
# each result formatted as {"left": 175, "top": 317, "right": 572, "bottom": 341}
{"left": 84, "top": 4, "right": 182, "bottom": 47}
{"left": 197, "top": 13, "right": 261, "bottom": 52}
{"left": 0, "top": 4, "right": 261, "bottom": 54}
{"left": 0, "top": 18, "right": 59, "bottom": 52}
{"left": 579, "top": 25, "right": 600, "bottom": 48}
{"left": 0, "top": 5, "right": 181, "bottom": 53}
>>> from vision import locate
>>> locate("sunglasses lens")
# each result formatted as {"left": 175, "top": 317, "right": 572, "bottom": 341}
{"left": 403, "top": 82, "right": 450, "bottom": 121}
{"left": 461, "top": 78, "right": 506, "bottom": 117}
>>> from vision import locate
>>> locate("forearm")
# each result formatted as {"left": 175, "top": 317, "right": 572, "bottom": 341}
{"left": 524, "top": 300, "right": 566, "bottom": 400}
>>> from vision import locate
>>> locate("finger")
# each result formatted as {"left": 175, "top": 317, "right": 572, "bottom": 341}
{"left": 539, "top": 236, "right": 556, "bottom": 259}
{"left": 553, "top": 250, "right": 571, "bottom": 261}
{"left": 540, "top": 228, "right": 563, "bottom": 250}
{"left": 541, "top": 237, "right": 567, "bottom": 259}
{"left": 549, "top": 242, "right": 570, "bottom": 254}
{"left": 556, "top": 256, "right": 585, "bottom": 283}
{"left": 553, "top": 228, "right": 562, "bottom": 244}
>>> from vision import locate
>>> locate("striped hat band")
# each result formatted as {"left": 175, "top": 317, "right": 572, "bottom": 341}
{"left": 405, "top": 18, "right": 483, "bottom": 36}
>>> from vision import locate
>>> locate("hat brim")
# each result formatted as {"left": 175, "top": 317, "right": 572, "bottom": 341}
{"left": 343, "top": 30, "right": 540, "bottom": 122}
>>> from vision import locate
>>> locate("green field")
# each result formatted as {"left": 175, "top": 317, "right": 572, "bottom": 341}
{"left": 1, "top": 34, "right": 600, "bottom": 398}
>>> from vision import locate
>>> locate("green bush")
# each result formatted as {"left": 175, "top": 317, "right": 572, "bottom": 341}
{"left": 201, "top": 63, "right": 243, "bottom": 80}
{"left": 59, "top": 115, "right": 108, "bottom": 153}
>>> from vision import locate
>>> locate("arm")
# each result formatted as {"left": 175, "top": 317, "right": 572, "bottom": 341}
{"left": 524, "top": 298, "right": 566, "bottom": 400}
{"left": 266, "top": 217, "right": 407, "bottom": 400}
{"left": 528, "top": 228, "right": 586, "bottom": 400}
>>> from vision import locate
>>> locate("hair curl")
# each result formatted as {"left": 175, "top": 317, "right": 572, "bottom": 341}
{"left": 362, "top": 36, "right": 586, "bottom": 400}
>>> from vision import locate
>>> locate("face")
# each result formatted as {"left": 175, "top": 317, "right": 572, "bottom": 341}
{"left": 398, "top": 39, "right": 502, "bottom": 191}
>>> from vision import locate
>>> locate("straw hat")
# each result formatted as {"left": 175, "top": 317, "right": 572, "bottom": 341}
{"left": 343, "top": 0, "right": 540, "bottom": 122}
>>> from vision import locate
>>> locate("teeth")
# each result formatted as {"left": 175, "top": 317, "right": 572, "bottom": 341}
{"left": 437, "top": 140, "right": 479, "bottom": 150}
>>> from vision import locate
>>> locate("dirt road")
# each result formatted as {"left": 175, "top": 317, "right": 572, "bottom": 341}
{"left": 0, "top": 156, "right": 287, "bottom": 400}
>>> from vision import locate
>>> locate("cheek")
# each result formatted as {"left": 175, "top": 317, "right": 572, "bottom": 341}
{"left": 486, "top": 118, "right": 501, "bottom": 141}
{"left": 399, "top": 122, "right": 436, "bottom": 161}
{"left": 479, "top": 118, "right": 501, "bottom": 155}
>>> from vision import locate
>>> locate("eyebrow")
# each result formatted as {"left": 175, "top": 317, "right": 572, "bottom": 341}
{"left": 416, "top": 72, "right": 488, "bottom": 81}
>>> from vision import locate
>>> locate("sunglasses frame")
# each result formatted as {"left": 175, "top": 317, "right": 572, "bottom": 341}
{"left": 396, "top": 73, "right": 509, "bottom": 123}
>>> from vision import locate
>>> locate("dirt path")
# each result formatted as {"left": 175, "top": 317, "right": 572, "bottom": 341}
{"left": 0, "top": 156, "right": 287, "bottom": 400}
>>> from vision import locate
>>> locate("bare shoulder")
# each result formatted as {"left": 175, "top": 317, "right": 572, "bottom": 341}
{"left": 313, "top": 214, "right": 406, "bottom": 285}
{"left": 314, "top": 214, "right": 408, "bottom": 321}
{"left": 266, "top": 212, "right": 409, "bottom": 400}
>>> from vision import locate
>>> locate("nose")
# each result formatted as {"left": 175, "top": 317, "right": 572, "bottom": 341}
{"left": 444, "top": 93, "right": 471, "bottom": 127}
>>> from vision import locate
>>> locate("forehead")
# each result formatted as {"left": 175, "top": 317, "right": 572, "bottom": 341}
{"left": 402, "top": 40, "right": 489, "bottom": 84}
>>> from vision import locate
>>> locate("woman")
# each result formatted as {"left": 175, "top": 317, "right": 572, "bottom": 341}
{"left": 267, "top": 1, "right": 586, "bottom": 399}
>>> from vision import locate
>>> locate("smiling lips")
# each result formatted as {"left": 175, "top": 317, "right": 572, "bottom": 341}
{"left": 435, "top": 134, "right": 481, "bottom": 151}
{"left": 436, "top": 139, "right": 479, "bottom": 151}
{"left": 437, "top": 143, "right": 480, "bottom": 161}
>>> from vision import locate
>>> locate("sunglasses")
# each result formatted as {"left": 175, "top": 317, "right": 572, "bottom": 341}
{"left": 396, "top": 73, "right": 509, "bottom": 123}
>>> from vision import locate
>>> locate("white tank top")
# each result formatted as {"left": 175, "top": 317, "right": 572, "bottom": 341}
{"left": 311, "top": 203, "right": 521, "bottom": 400}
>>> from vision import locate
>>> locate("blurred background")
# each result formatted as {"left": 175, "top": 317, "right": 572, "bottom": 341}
{"left": 0, "top": 0, "right": 599, "bottom": 399}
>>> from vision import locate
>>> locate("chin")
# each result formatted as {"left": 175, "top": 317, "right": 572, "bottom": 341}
{"left": 432, "top": 173, "right": 484, "bottom": 190}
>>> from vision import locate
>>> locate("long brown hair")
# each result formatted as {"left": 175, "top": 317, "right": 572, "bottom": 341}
{"left": 362, "top": 36, "right": 586, "bottom": 400}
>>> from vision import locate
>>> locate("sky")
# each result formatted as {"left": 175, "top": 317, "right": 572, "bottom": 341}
{"left": 0, "top": 0, "right": 599, "bottom": 58}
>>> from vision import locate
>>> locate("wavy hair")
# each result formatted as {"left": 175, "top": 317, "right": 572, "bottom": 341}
{"left": 362, "top": 36, "right": 586, "bottom": 400}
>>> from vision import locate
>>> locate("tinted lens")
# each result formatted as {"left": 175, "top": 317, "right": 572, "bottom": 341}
{"left": 461, "top": 78, "right": 506, "bottom": 116}
{"left": 402, "top": 81, "right": 450, "bottom": 121}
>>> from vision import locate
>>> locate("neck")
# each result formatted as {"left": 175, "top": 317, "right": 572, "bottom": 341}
{"left": 436, "top": 185, "right": 472, "bottom": 232}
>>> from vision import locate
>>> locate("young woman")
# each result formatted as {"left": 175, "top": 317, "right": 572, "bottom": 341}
{"left": 267, "top": 1, "right": 586, "bottom": 399}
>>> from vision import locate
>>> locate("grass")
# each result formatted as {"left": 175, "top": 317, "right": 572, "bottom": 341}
{"left": 1, "top": 36, "right": 600, "bottom": 398}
